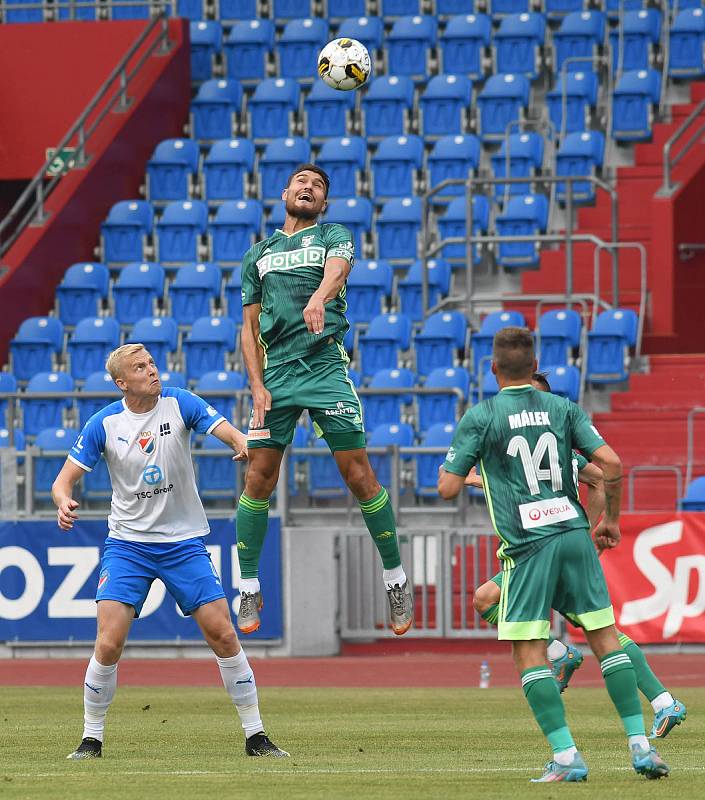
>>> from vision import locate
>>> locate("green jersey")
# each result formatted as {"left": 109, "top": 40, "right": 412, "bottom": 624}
{"left": 241, "top": 222, "right": 354, "bottom": 367}
{"left": 443, "top": 385, "right": 605, "bottom": 567}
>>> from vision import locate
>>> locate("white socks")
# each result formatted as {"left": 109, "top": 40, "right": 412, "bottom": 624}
{"left": 217, "top": 649, "right": 263, "bottom": 738}
{"left": 651, "top": 691, "right": 675, "bottom": 713}
{"left": 240, "top": 578, "right": 261, "bottom": 595}
{"left": 628, "top": 734, "right": 649, "bottom": 751}
{"left": 82, "top": 655, "right": 118, "bottom": 742}
{"left": 554, "top": 746, "right": 578, "bottom": 765}
{"left": 547, "top": 639, "right": 568, "bottom": 662}
{"left": 383, "top": 565, "right": 407, "bottom": 591}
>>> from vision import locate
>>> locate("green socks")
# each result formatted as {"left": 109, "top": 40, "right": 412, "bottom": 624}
{"left": 358, "top": 487, "right": 401, "bottom": 569}
{"left": 236, "top": 494, "right": 270, "bottom": 579}
{"left": 521, "top": 667, "right": 575, "bottom": 752}
{"left": 600, "top": 650, "right": 645, "bottom": 737}
{"left": 618, "top": 631, "right": 667, "bottom": 702}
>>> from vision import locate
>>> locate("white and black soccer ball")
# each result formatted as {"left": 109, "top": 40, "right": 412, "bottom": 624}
{"left": 317, "top": 38, "right": 371, "bottom": 91}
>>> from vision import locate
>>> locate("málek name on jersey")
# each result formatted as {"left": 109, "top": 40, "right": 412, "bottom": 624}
{"left": 508, "top": 410, "right": 551, "bottom": 430}
{"left": 519, "top": 496, "right": 578, "bottom": 530}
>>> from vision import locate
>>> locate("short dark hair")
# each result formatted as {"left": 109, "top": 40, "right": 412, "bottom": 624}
{"left": 532, "top": 371, "right": 551, "bottom": 392}
{"left": 492, "top": 327, "right": 535, "bottom": 379}
{"left": 286, "top": 163, "right": 330, "bottom": 197}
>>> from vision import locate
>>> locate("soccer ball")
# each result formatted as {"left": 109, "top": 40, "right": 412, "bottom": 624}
{"left": 317, "top": 38, "right": 371, "bottom": 91}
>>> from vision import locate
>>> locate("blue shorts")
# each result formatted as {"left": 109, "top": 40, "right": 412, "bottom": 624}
{"left": 96, "top": 536, "right": 226, "bottom": 617}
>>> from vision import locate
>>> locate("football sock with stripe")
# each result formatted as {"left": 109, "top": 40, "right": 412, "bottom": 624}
{"left": 521, "top": 666, "right": 576, "bottom": 757}
{"left": 600, "top": 650, "right": 648, "bottom": 747}
{"left": 217, "top": 649, "right": 264, "bottom": 738}
{"left": 82, "top": 655, "right": 118, "bottom": 742}
{"left": 617, "top": 631, "right": 671, "bottom": 708}
{"left": 236, "top": 494, "right": 270, "bottom": 580}
{"left": 358, "top": 488, "right": 403, "bottom": 572}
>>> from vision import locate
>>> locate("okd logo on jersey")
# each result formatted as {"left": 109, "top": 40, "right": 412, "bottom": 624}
{"left": 137, "top": 431, "right": 156, "bottom": 455}
{"left": 256, "top": 245, "right": 325, "bottom": 277}
{"left": 519, "top": 496, "right": 578, "bottom": 530}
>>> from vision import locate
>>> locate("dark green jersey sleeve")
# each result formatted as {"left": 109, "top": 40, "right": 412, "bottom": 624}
{"left": 573, "top": 451, "right": 589, "bottom": 472}
{"left": 443, "top": 408, "right": 482, "bottom": 476}
{"left": 569, "top": 403, "right": 606, "bottom": 456}
{"left": 323, "top": 223, "right": 355, "bottom": 266}
{"left": 240, "top": 246, "right": 262, "bottom": 306}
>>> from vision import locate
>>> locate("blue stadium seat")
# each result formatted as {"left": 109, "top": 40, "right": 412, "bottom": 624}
{"left": 176, "top": 0, "right": 206, "bottom": 20}
{"left": 224, "top": 267, "right": 243, "bottom": 325}
{"left": 418, "top": 366, "right": 469, "bottom": 432}
{"left": 556, "top": 130, "right": 605, "bottom": 204}
{"left": 383, "top": 0, "right": 420, "bottom": 18}
{"left": 471, "top": 310, "right": 526, "bottom": 375}
{"left": 159, "top": 371, "right": 187, "bottom": 388}
{"left": 328, "top": 1, "right": 368, "bottom": 20}
{"left": 128, "top": 317, "right": 179, "bottom": 372}
{"left": 669, "top": 9, "right": 705, "bottom": 79}
{"left": 278, "top": 18, "right": 329, "bottom": 81}
{"left": 203, "top": 138, "right": 255, "bottom": 204}
{"left": 415, "top": 422, "right": 455, "bottom": 497}
{"left": 183, "top": 317, "right": 237, "bottom": 381}
{"left": 265, "top": 202, "right": 287, "bottom": 238}
{"left": 303, "top": 80, "right": 356, "bottom": 141}
{"left": 537, "top": 308, "right": 582, "bottom": 368}
{"left": 610, "top": 9, "right": 661, "bottom": 76}
{"left": 274, "top": 0, "right": 314, "bottom": 19}
{"left": 542, "top": 365, "right": 580, "bottom": 402}
{"left": 248, "top": 78, "right": 300, "bottom": 142}
{"left": 473, "top": 369, "right": 499, "bottom": 403}
{"left": 4, "top": 0, "right": 42, "bottom": 22}
{"left": 476, "top": 73, "right": 530, "bottom": 143}
{"left": 545, "top": 0, "right": 584, "bottom": 16}
{"left": 371, "top": 135, "right": 424, "bottom": 199}
{"left": 22, "top": 372, "right": 74, "bottom": 437}
{"left": 440, "top": 13, "right": 490, "bottom": 81}
{"left": 77, "top": 371, "right": 121, "bottom": 428}
{"left": 376, "top": 197, "right": 422, "bottom": 262}
{"left": 414, "top": 310, "right": 468, "bottom": 377}
{"left": 553, "top": 11, "right": 606, "bottom": 75}
{"left": 34, "top": 428, "right": 76, "bottom": 494}
{"left": 419, "top": 74, "right": 473, "bottom": 138}
{"left": 436, "top": 0, "right": 477, "bottom": 13}
{"left": 170, "top": 262, "right": 222, "bottom": 325}
{"left": 364, "top": 367, "right": 416, "bottom": 431}
{"left": 359, "top": 313, "right": 412, "bottom": 378}
{"left": 219, "top": 0, "right": 257, "bottom": 22}
{"left": 324, "top": 197, "right": 373, "bottom": 255}
{"left": 110, "top": 1, "right": 149, "bottom": 19}
{"left": 680, "top": 476, "right": 705, "bottom": 511}
{"left": 308, "top": 437, "right": 347, "bottom": 499}
{"left": 0, "top": 373, "right": 18, "bottom": 429}
{"left": 156, "top": 201, "right": 208, "bottom": 264}
{"left": 10, "top": 317, "right": 64, "bottom": 382}
{"left": 0, "top": 428, "right": 25, "bottom": 453}
{"left": 337, "top": 15, "right": 384, "bottom": 52}
{"left": 489, "top": 0, "right": 530, "bottom": 14}
{"left": 191, "top": 80, "right": 243, "bottom": 142}
{"left": 496, "top": 193, "right": 549, "bottom": 269}
{"left": 146, "top": 138, "right": 200, "bottom": 204}
{"left": 197, "top": 435, "right": 237, "bottom": 496}
{"left": 196, "top": 370, "right": 246, "bottom": 422}
{"left": 495, "top": 13, "right": 546, "bottom": 79}
{"left": 490, "top": 132, "right": 544, "bottom": 201}
{"left": 546, "top": 70, "right": 598, "bottom": 135}
{"left": 587, "top": 308, "right": 638, "bottom": 383}
{"left": 428, "top": 134, "right": 481, "bottom": 198}
{"left": 346, "top": 259, "right": 393, "bottom": 325}
{"left": 224, "top": 19, "right": 274, "bottom": 82}
{"left": 367, "top": 422, "right": 415, "bottom": 489}
{"left": 666, "top": 0, "right": 702, "bottom": 9}
{"left": 605, "top": 0, "right": 645, "bottom": 16}
{"left": 112, "top": 262, "right": 165, "bottom": 326}
{"left": 260, "top": 137, "right": 311, "bottom": 202}
{"left": 100, "top": 200, "right": 153, "bottom": 264}
{"left": 56, "top": 262, "right": 109, "bottom": 327}
{"left": 317, "top": 137, "right": 367, "bottom": 198}
{"left": 397, "top": 259, "right": 451, "bottom": 322}
{"left": 387, "top": 15, "right": 437, "bottom": 81}
{"left": 437, "top": 195, "right": 490, "bottom": 265}
{"left": 347, "top": 367, "right": 362, "bottom": 387}
{"left": 67, "top": 318, "right": 120, "bottom": 381}
{"left": 611, "top": 68, "right": 661, "bottom": 141}
{"left": 56, "top": 0, "right": 96, "bottom": 20}
{"left": 210, "top": 199, "right": 263, "bottom": 264}
{"left": 362, "top": 76, "right": 415, "bottom": 139}
{"left": 190, "top": 21, "right": 222, "bottom": 83}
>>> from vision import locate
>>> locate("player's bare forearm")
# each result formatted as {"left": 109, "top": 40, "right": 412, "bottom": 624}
{"left": 52, "top": 460, "right": 85, "bottom": 530}
{"left": 211, "top": 420, "right": 248, "bottom": 460}
{"left": 303, "top": 257, "right": 351, "bottom": 335}
{"left": 589, "top": 445, "right": 622, "bottom": 521}
{"left": 437, "top": 467, "right": 466, "bottom": 499}
{"left": 578, "top": 462, "right": 605, "bottom": 529}
{"left": 241, "top": 305, "right": 265, "bottom": 389}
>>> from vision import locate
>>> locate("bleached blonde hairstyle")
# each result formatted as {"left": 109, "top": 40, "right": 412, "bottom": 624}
{"left": 105, "top": 343, "right": 147, "bottom": 381}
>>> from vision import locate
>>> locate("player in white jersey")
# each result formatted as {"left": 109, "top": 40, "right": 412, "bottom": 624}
{"left": 52, "top": 344, "right": 288, "bottom": 760}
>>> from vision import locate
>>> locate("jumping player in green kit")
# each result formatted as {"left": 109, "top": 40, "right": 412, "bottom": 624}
{"left": 236, "top": 164, "right": 413, "bottom": 636}
{"left": 438, "top": 327, "right": 670, "bottom": 782}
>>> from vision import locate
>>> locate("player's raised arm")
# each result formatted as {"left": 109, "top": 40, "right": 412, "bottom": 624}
{"left": 578, "top": 461, "right": 605, "bottom": 530}
{"left": 303, "top": 256, "right": 351, "bottom": 335}
{"left": 586, "top": 443, "right": 622, "bottom": 550}
{"left": 210, "top": 419, "right": 248, "bottom": 460}
{"left": 241, "top": 303, "right": 270, "bottom": 430}
{"left": 52, "top": 459, "right": 85, "bottom": 531}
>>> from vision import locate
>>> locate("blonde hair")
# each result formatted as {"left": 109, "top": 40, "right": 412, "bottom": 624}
{"left": 105, "top": 343, "right": 147, "bottom": 380}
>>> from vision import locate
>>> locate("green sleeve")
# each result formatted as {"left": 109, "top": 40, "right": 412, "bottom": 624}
{"left": 323, "top": 223, "right": 355, "bottom": 267}
{"left": 573, "top": 450, "right": 589, "bottom": 472}
{"left": 569, "top": 403, "right": 606, "bottom": 456}
{"left": 240, "top": 247, "right": 262, "bottom": 306}
{"left": 443, "top": 409, "right": 482, "bottom": 476}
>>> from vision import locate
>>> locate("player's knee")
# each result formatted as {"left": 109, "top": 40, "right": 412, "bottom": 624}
{"left": 210, "top": 626, "right": 239, "bottom": 657}
{"left": 341, "top": 460, "right": 378, "bottom": 498}
{"left": 245, "top": 464, "right": 279, "bottom": 497}
{"left": 94, "top": 635, "right": 124, "bottom": 664}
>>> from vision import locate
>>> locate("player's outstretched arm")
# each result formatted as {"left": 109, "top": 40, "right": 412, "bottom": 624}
{"left": 242, "top": 303, "right": 270, "bottom": 429}
{"left": 303, "top": 256, "right": 351, "bottom": 335}
{"left": 52, "top": 460, "right": 85, "bottom": 531}
{"left": 437, "top": 467, "right": 467, "bottom": 499}
{"left": 578, "top": 462, "right": 605, "bottom": 530}
{"left": 588, "top": 444, "right": 622, "bottom": 551}
{"left": 210, "top": 420, "right": 248, "bottom": 461}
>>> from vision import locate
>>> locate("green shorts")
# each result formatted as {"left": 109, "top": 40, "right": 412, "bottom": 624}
{"left": 248, "top": 341, "right": 366, "bottom": 452}
{"left": 497, "top": 528, "right": 614, "bottom": 641}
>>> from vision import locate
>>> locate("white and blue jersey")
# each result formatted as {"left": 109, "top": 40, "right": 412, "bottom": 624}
{"left": 69, "top": 388, "right": 225, "bottom": 543}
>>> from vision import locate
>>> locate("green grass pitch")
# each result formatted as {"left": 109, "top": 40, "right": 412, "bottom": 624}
{"left": 1, "top": 686, "right": 703, "bottom": 800}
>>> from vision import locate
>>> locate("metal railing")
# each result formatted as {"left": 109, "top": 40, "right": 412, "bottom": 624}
{"left": 0, "top": 10, "right": 173, "bottom": 257}
{"left": 678, "top": 243, "right": 705, "bottom": 261}
{"left": 685, "top": 406, "right": 705, "bottom": 488}
{"left": 661, "top": 97, "right": 705, "bottom": 195}
{"left": 0, "top": 0, "right": 176, "bottom": 21}
{"left": 627, "top": 465, "right": 683, "bottom": 512}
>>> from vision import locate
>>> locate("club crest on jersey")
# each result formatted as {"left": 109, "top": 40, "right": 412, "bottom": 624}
{"left": 137, "top": 431, "right": 156, "bottom": 455}
{"left": 301, "top": 234, "right": 314, "bottom": 247}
